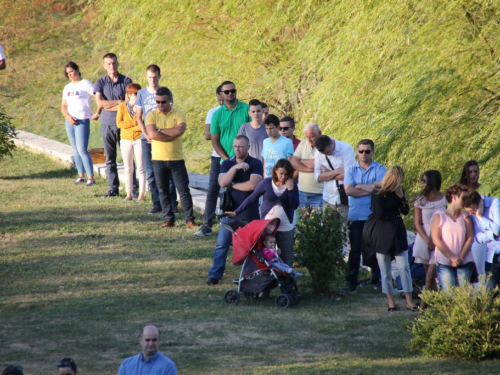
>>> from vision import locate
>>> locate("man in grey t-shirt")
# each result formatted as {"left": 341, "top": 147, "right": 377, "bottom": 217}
{"left": 237, "top": 99, "right": 268, "bottom": 161}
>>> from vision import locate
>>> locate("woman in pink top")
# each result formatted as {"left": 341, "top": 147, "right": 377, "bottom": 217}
{"left": 431, "top": 184, "right": 474, "bottom": 292}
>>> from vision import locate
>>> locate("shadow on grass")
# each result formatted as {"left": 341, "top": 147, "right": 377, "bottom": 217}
{"left": 0, "top": 167, "right": 75, "bottom": 180}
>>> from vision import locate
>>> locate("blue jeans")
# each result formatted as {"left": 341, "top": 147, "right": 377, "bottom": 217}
{"left": 65, "top": 119, "right": 93, "bottom": 176}
{"left": 141, "top": 139, "right": 160, "bottom": 207}
{"left": 437, "top": 262, "right": 474, "bottom": 292}
{"left": 203, "top": 156, "right": 221, "bottom": 228}
{"left": 486, "top": 258, "right": 500, "bottom": 291}
{"left": 208, "top": 217, "right": 234, "bottom": 280}
{"left": 152, "top": 160, "right": 193, "bottom": 222}
{"left": 298, "top": 191, "right": 323, "bottom": 210}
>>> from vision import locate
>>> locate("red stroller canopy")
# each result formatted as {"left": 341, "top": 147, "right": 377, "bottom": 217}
{"left": 232, "top": 219, "right": 281, "bottom": 265}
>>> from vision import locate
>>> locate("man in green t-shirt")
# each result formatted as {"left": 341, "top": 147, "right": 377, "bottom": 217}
{"left": 210, "top": 81, "right": 251, "bottom": 161}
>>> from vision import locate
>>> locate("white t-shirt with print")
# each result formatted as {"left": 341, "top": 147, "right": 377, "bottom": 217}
{"left": 62, "top": 79, "right": 95, "bottom": 120}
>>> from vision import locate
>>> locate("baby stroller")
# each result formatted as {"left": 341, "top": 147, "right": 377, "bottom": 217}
{"left": 223, "top": 218, "right": 301, "bottom": 308}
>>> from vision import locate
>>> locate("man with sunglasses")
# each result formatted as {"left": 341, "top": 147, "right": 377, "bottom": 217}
{"left": 117, "top": 325, "right": 177, "bottom": 375}
{"left": 342, "top": 139, "right": 386, "bottom": 294}
{"left": 146, "top": 87, "right": 196, "bottom": 229}
{"left": 314, "top": 135, "right": 355, "bottom": 218}
{"left": 279, "top": 116, "right": 301, "bottom": 151}
{"left": 56, "top": 358, "right": 77, "bottom": 375}
{"left": 210, "top": 81, "right": 251, "bottom": 162}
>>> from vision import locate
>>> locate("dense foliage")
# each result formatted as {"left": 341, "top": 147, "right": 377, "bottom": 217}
{"left": 0, "top": 105, "right": 16, "bottom": 161}
{"left": 1, "top": 0, "right": 500, "bottom": 193}
{"left": 409, "top": 283, "right": 500, "bottom": 360}
{"left": 294, "top": 207, "right": 346, "bottom": 293}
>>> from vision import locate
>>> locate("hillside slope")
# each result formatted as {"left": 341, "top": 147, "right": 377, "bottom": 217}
{"left": 1, "top": 0, "right": 499, "bottom": 195}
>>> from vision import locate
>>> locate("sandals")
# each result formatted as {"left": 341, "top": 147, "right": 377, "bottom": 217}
{"left": 406, "top": 304, "right": 419, "bottom": 312}
{"left": 388, "top": 305, "right": 398, "bottom": 312}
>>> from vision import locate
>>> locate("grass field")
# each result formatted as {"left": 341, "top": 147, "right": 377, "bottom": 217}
{"left": 1, "top": 149, "right": 499, "bottom": 374}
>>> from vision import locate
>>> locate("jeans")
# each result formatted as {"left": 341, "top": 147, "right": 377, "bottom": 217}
{"left": 377, "top": 250, "right": 412, "bottom": 294}
{"left": 298, "top": 191, "right": 323, "bottom": 211}
{"left": 486, "top": 259, "right": 500, "bottom": 291}
{"left": 203, "top": 156, "right": 221, "bottom": 228}
{"left": 471, "top": 240, "right": 487, "bottom": 275}
{"left": 275, "top": 229, "right": 295, "bottom": 266}
{"left": 120, "top": 139, "right": 145, "bottom": 194}
{"left": 65, "top": 119, "right": 93, "bottom": 176}
{"left": 141, "top": 139, "right": 159, "bottom": 206}
{"left": 208, "top": 217, "right": 234, "bottom": 280}
{"left": 152, "top": 159, "right": 193, "bottom": 222}
{"left": 437, "top": 262, "right": 474, "bottom": 292}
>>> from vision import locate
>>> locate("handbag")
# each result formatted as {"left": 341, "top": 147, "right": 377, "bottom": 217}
{"left": 219, "top": 186, "right": 233, "bottom": 212}
{"left": 325, "top": 156, "right": 349, "bottom": 205}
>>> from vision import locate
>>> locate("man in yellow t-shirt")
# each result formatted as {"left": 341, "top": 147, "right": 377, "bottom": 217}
{"left": 146, "top": 87, "right": 195, "bottom": 229}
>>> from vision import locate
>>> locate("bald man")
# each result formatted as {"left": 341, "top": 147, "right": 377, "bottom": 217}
{"left": 117, "top": 325, "right": 177, "bottom": 375}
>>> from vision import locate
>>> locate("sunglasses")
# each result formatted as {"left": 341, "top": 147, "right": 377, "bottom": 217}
{"left": 279, "top": 127, "right": 290, "bottom": 131}
{"left": 222, "top": 89, "right": 236, "bottom": 95}
{"left": 156, "top": 100, "right": 168, "bottom": 105}
{"left": 358, "top": 150, "right": 371, "bottom": 154}
{"left": 57, "top": 359, "right": 75, "bottom": 368}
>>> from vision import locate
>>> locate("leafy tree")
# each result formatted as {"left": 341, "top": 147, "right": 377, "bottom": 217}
{"left": 0, "top": 105, "right": 16, "bottom": 161}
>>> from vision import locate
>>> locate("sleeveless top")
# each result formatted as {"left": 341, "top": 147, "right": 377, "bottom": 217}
{"left": 413, "top": 196, "right": 446, "bottom": 262}
{"left": 433, "top": 211, "right": 474, "bottom": 266}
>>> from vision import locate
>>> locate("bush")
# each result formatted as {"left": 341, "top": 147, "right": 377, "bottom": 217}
{"left": 294, "top": 206, "right": 346, "bottom": 294}
{"left": 409, "top": 281, "right": 500, "bottom": 360}
{"left": 0, "top": 105, "right": 16, "bottom": 161}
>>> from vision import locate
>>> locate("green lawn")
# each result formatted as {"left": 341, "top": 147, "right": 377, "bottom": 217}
{"left": 1, "top": 149, "right": 498, "bottom": 374}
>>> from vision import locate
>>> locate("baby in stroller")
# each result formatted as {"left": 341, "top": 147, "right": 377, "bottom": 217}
{"left": 262, "top": 234, "right": 303, "bottom": 278}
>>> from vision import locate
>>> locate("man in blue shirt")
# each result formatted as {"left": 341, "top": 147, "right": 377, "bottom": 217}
{"left": 343, "top": 139, "right": 386, "bottom": 293}
{"left": 117, "top": 325, "right": 176, "bottom": 375}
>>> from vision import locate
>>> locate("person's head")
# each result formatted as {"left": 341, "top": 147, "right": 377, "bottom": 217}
{"left": 139, "top": 325, "right": 161, "bottom": 360}
{"left": 102, "top": 53, "right": 118, "bottom": 76}
{"left": 378, "top": 165, "right": 405, "bottom": 195}
{"left": 216, "top": 85, "right": 223, "bottom": 105}
{"left": 220, "top": 80, "right": 237, "bottom": 104}
{"left": 460, "top": 160, "right": 480, "bottom": 186}
{"left": 315, "top": 135, "right": 333, "bottom": 155}
{"left": 146, "top": 64, "right": 161, "bottom": 88}
{"left": 271, "top": 159, "right": 294, "bottom": 184}
{"left": 445, "top": 183, "right": 469, "bottom": 206}
{"left": 155, "top": 86, "right": 173, "bottom": 113}
{"left": 462, "top": 190, "right": 482, "bottom": 214}
{"left": 279, "top": 116, "right": 295, "bottom": 140}
{"left": 57, "top": 358, "right": 77, "bottom": 375}
{"left": 64, "top": 61, "right": 81, "bottom": 81}
{"left": 126, "top": 83, "right": 142, "bottom": 106}
{"left": 233, "top": 135, "right": 250, "bottom": 160}
{"left": 248, "top": 99, "right": 263, "bottom": 123}
{"left": 262, "top": 234, "right": 276, "bottom": 250}
{"left": 303, "top": 123, "right": 321, "bottom": 148}
{"left": 2, "top": 365, "right": 23, "bottom": 375}
{"left": 356, "top": 139, "right": 374, "bottom": 164}
{"left": 264, "top": 114, "right": 281, "bottom": 138}
{"left": 418, "top": 170, "right": 442, "bottom": 199}
{"left": 261, "top": 102, "right": 269, "bottom": 121}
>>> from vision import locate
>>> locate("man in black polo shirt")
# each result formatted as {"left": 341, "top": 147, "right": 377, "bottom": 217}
{"left": 206, "top": 135, "right": 263, "bottom": 285}
{"left": 94, "top": 52, "right": 135, "bottom": 197}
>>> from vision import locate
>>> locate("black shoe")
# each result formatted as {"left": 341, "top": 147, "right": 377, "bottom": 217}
{"left": 205, "top": 277, "right": 219, "bottom": 286}
{"left": 102, "top": 190, "right": 119, "bottom": 198}
{"left": 132, "top": 190, "right": 139, "bottom": 200}
{"left": 149, "top": 206, "right": 162, "bottom": 214}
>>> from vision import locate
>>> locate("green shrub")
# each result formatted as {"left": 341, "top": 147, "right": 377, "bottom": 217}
{"left": 0, "top": 105, "right": 16, "bottom": 161}
{"left": 294, "top": 206, "right": 346, "bottom": 294}
{"left": 409, "top": 282, "right": 500, "bottom": 360}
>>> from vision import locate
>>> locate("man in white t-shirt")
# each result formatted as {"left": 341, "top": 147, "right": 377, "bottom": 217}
{"left": 135, "top": 64, "right": 178, "bottom": 214}
{"left": 314, "top": 135, "right": 356, "bottom": 218}
{"left": 194, "top": 85, "right": 223, "bottom": 237}
{"left": 0, "top": 44, "right": 5, "bottom": 70}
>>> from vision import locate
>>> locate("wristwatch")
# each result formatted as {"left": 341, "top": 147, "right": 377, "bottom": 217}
{"left": 157, "top": 129, "right": 162, "bottom": 133}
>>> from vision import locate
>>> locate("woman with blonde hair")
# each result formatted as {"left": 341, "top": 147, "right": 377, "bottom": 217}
{"left": 363, "top": 166, "right": 417, "bottom": 312}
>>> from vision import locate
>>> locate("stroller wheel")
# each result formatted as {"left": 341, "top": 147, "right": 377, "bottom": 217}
{"left": 224, "top": 290, "right": 240, "bottom": 305}
{"left": 244, "top": 292, "right": 258, "bottom": 301}
{"left": 275, "top": 293, "right": 292, "bottom": 309}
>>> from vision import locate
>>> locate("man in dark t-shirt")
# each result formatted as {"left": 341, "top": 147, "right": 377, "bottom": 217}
{"left": 94, "top": 52, "right": 133, "bottom": 197}
{"left": 206, "top": 135, "right": 263, "bottom": 285}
